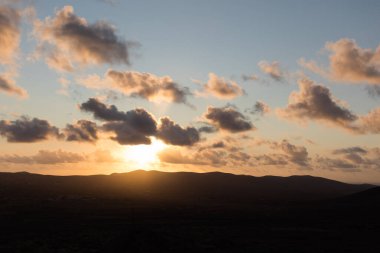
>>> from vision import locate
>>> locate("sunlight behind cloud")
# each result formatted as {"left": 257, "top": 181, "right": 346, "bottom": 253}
{"left": 122, "top": 138, "right": 166, "bottom": 168}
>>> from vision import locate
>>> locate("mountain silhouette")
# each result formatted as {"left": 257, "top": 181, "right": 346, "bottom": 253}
{"left": 0, "top": 170, "right": 373, "bottom": 204}
{"left": 0, "top": 170, "right": 378, "bottom": 252}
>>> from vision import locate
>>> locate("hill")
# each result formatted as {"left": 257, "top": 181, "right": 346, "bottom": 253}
{"left": 0, "top": 170, "right": 378, "bottom": 252}
{"left": 0, "top": 170, "right": 373, "bottom": 204}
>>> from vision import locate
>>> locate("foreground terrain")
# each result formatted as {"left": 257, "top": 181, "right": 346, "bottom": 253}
{"left": 0, "top": 170, "right": 379, "bottom": 252}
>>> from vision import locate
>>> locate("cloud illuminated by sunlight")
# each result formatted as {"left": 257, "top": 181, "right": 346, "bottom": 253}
{"left": 122, "top": 137, "right": 167, "bottom": 168}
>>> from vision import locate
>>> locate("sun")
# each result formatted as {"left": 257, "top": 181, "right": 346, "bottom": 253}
{"left": 122, "top": 138, "right": 167, "bottom": 168}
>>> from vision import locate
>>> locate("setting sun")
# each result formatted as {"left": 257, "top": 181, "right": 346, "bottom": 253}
{"left": 122, "top": 138, "right": 166, "bottom": 168}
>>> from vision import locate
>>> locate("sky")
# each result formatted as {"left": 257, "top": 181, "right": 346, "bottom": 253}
{"left": 0, "top": 0, "right": 380, "bottom": 184}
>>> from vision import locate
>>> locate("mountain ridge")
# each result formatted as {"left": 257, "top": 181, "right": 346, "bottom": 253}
{"left": 0, "top": 170, "right": 374, "bottom": 204}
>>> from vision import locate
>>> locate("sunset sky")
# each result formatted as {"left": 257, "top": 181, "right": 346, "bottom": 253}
{"left": 0, "top": 0, "right": 380, "bottom": 184}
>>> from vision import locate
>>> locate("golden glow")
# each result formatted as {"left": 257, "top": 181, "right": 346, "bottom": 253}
{"left": 122, "top": 138, "right": 166, "bottom": 168}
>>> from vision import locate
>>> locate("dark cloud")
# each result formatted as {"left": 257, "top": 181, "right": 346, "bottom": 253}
{"left": 211, "top": 141, "right": 225, "bottom": 148}
{"left": 101, "top": 109, "right": 157, "bottom": 145}
{"left": 204, "top": 105, "right": 254, "bottom": 133}
{"left": 156, "top": 117, "right": 200, "bottom": 146}
{"left": 278, "top": 140, "right": 309, "bottom": 167}
{"left": 34, "top": 5, "right": 130, "bottom": 71}
{"left": 316, "top": 146, "right": 380, "bottom": 172}
{"left": 80, "top": 98, "right": 205, "bottom": 145}
{"left": 80, "top": 98, "right": 157, "bottom": 145}
{"left": 198, "top": 125, "right": 217, "bottom": 134}
{"left": 79, "top": 70, "right": 190, "bottom": 104}
{"left": 228, "top": 151, "right": 251, "bottom": 166}
{"left": 80, "top": 98, "right": 127, "bottom": 121}
{"left": 277, "top": 77, "right": 358, "bottom": 131}
{"left": 277, "top": 77, "right": 380, "bottom": 134}
{"left": 198, "top": 73, "right": 244, "bottom": 99}
{"left": 344, "top": 153, "right": 365, "bottom": 164}
{"left": 245, "top": 101, "right": 270, "bottom": 116}
{"left": 103, "top": 120, "right": 155, "bottom": 145}
{"left": 253, "top": 139, "right": 310, "bottom": 168}
{"left": 64, "top": 120, "right": 98, "bottom": 143}
{"left": 0, "top": 74, "right": 27, "bottom": 97}
{"left": 315, "top": 156, "right": 359, "bottom": 171}
{"left": 0, "top": 116, "right": 61, "bottom": 142}
{"left": 331, "top": 146, "right": 374, "bottom": 167}
{"left": 197, "top": 139, "right": 241, "bottom": 153}
{"left": 332, "top": 147, "right": 367, "bottom": 155}
{"left": 300, "top": 38, "right": 380, "bottom": 85}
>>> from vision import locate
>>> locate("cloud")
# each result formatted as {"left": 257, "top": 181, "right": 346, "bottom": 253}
{"left": 276, "top": 77, "right": 359, "bottom": 131}
{"left": 258, "top": 61, "right": 284, "bottom": 81}
{"left": 242, "top": 74, "right": 259, "bottom": 82}
{"left": 64, "top": 120, "right": 98, "bottom": 143}
{"left": 33, "top": 5, "right": 130, "bottom": 72}
{"left": 198, "top": 125, "right": 217, "bottom": 134}
{"left": 358, "top": 107, "right": 380, "bottom": 134}
{"left": 332, "top": 146, "right": 367, "bottom": 155}
{"left": 156, "top": 117, "right": 200, "bottom": 146}
{"left": 211, "top": 141, "right": 225, "bottom": 148}
{"left": 92, "top": 149, "right": 120, "bottom": 163}
{"left": 277, "top": 139, "right": 309, "bottom": 166}
{"left": 0, "top": 149, "right": 85, "bottom": 164}
{"left": 78, "top": 70, "right": 190, "bottom": 104}
{"left": 197, "top": 73, "right": 244, "bottom": 99}
{"left": 80, "top": 98, "right": 205, "bottom": 146}
{"left": 277, "top": 77, "right": 380, "bottom": 134}
{"left": 316, "top": 146, "right": 380, "bottom": 172}
{"left": 315, "top": 156, "right": 360, "bottom": 172}
{"left": 158, "top": 148, "right": 209, "bottom": 166}
{"left": 0, "top": 6, "right": 26, "bottom": 98}
{"left": 80, "top": 98, "right": 157, "bottom": 145}
{"left": 102, "top": 119, "right": 156, "bottom": 145}
{"left": 204, "top": 105, "right": 254, "bottom": 133}
{"left": 158, "top": 146, "right": 252, "bottom": 167}
{"left": 366, "top": 85, "right": 380, "bottom": 98}
{"left": 0, "top": 116, "right": 61, "bottom": 142}
{"left": 0, "top": 149, "right": 122, "bottom": 164}
{"left": 253, "top": 154, "right": 288, "bottom": 166}
{"left": 300, "top": 38, "right": 380, "bottom": 85}
{"left": 245, "top": 101, "right": 270, "bottom": 116}
{"left": 0, "top": 6, "right": 20, "bottom": 65}
{"left": 252, "top": 138, "right": 310, "bottom": 168}
{"left": 0, "top": 74, "right": 27, "bottom": 98}
{"left": 80, "top": 98, "right": 129, "bottom": 121}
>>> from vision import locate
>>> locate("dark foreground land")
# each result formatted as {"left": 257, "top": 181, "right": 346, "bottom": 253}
{"left": 0, "top": 170, "right": 379, "bottom": 252}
